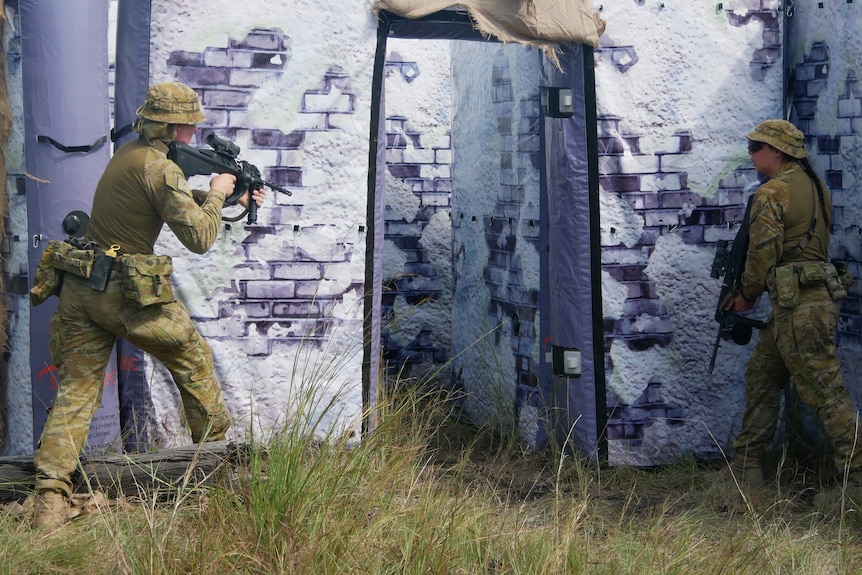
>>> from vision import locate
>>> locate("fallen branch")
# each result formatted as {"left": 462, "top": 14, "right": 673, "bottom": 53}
{"left": 0, "top": 441, "right": 246, "bottom": 502}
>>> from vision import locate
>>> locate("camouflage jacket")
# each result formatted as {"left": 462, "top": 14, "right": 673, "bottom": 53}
{"left": 86, "top": 136, "right": 226, "bottom": 255}
{"left": 740, "top": 162, "right": 831, "bottom": 301}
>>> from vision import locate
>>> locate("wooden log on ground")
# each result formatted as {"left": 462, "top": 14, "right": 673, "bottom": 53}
{"left": 0, "top": 441, "right": 248, "bottom": 502}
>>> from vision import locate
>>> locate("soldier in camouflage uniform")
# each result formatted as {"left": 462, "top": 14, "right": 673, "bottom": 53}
{"left": 724, "top": 120, "right": 860, "bottom": 494}
{"left": 29, "top": 82, "right": 264, "bottom": 528}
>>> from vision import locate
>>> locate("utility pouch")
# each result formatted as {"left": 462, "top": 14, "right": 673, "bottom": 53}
{"left": 824, "top": 261, "right": 848, "bottom": 301}
{"left": 833, "top": 259, "right": 855, "bottom": 290}
{"left": 89, "top": 244, "right": 120, "bottom": 292}
{"left": 52, "top": 242, "right": 96, "bottom": 279}
{"left": 796, "top": 261, "right": 826, "bottom": 287}
{"left": 771, "top": 263, "right": 799, "bottom": 309}
{"left": 30, "top": 240, "right": 65, "bottom": 306}
{"left": 121, "top": 254, "right": 175, "bottom": 306}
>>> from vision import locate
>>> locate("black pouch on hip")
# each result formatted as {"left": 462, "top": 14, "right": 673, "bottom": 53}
{"left": 89, "top": 244, "right": 120, "bottom": 291}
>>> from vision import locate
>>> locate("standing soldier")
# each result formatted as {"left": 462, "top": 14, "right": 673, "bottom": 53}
{"left": 29, "top": 82, "right": 264, "bottom": 528}
{"left": 723, "top": 120, "right": 859, "bottom": 501}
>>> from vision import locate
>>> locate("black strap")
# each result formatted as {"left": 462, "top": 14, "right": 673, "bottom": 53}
{"left": 111, "top": 123, "right": 135, "bottom": 142}
{"left": 36, "top": 134, "right": 107, "bottom": 154}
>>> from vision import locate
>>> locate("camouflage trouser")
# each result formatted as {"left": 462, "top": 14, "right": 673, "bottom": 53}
{"left": 733, "top": 286, "right": 862, "bottom": 478}
{"left": 34, "top": 272, "right": 231, "bottom": 496}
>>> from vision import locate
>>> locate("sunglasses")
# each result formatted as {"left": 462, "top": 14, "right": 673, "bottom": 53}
{"left": 747, "top": 140, "right": 766, "bottom": 153}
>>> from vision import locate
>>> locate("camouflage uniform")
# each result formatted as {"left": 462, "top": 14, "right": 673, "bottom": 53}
{"left": 32, "top": 82, "right": 231, "bottom": 499}
{"left": 732, "top": 120, "right": 861, "bottom": 481}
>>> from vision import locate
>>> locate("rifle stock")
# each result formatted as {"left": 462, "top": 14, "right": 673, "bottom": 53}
{"left": 167, "top": 133, "right": 292, "bottom": 225}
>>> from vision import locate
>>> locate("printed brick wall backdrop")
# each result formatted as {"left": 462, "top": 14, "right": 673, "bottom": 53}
{"left": 594, "top": 1, "right": 787, "bottom": 465}
{"left": 450, "top": 42, "right": 544, "bottom": 443}
{"left": 142, "top": 3, "right": 376, "bottom": 446}
{"left": 380, "top": 39, "right": 454, "bottom": 385}
{"left": 4, "top": 1, "right": 860, "bottom": 461}
{"left": 379, "top": 39, "right": 548, "bottom": 445}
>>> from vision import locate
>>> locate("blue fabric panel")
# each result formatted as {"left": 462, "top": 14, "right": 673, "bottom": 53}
{"left": 541, "top": 44, "right": 603, "bottom": 462}
{"left": 114, "top": 0, "right": 152, "bottom": 146}
{"left": 113, "top": 0, "right": 152, "bottom": 452}
{"left": 21, "top": 0, "right": 118, "bottom": 451}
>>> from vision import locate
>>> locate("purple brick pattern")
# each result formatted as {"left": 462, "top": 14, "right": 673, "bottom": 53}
{"left": 385, "top": 116, "right": 453, "bottom": 209}
{"left": 597, "top": 115, "right": 761, "bottom": 375}
{"left": 165, "top": 29, "right": 361, "bottom": 354}
{"left": 381, "top": 106, "right": 453, "bottom": 374}
{"left": 451, "top": 52, "right": 543, "bottom": 402}
{"left": 606, "top": 380, "right": 685, "bottom": 444}
{"left": 598, "top": 116, "right": 679, "bottom": 355}
{"left": 790, "top": 41, "right": 862, "bottom": 345}
{"left": 381, "top": 47, "right": 543, "bottom": 412}
{"left": 724, "top": 6, "right": 782, "bottom": 80}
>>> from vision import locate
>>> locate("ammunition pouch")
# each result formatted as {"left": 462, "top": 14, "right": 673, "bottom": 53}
{"left": 29, "top": 240, "right": 66, "bottom": 306}
{"left": 30, "top": 240, "right": 102, "bottom": 306}
{"left": 768, "top": 260, "right": 851, "bottom": 308}
{"left": 52, "top": 242, "right": 96, "bottom": 279}
{"left": 120, "top": 254, "right": 175, "bottom": 307}
{"left": 832, "top": 259, "right": 855, "bottom": 292}
{"left": 767, "top": 263, "right": 799, "bottom": 309}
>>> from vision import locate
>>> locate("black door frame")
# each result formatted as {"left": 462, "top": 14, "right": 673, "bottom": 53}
{"left": 363, "top": 10, "right": 606, "bottom": 464}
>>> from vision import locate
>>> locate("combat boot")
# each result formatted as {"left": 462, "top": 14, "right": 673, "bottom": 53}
{"left": 703, "top": 455, "right": 764, "bottom": 488}
{"left": 812, "top": 469, "right": 862, "bottom": 517}
{"left": 702, "top": 454, "right": 771, "bottom": 512}
{"left": 728, "top": 457, "right": 765, "bottom": 491}
{"left": 725, "top": 453, "right": 764, "bottom": 494}
{"left": 32, "top": 489, "right": 69, "bottom": 529}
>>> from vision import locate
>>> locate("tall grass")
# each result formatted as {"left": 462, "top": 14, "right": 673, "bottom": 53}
{"left": 2, "top": 381, "right": 862, "bottom": 574}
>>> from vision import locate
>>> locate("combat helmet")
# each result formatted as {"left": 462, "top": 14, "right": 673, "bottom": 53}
{"left": 136, "top": 81, "right": 206, "bottom": 125}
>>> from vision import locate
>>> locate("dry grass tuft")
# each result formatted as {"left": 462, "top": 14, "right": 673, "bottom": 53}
{"left": 2, "top": 385, "right": 861, "bottom": 574}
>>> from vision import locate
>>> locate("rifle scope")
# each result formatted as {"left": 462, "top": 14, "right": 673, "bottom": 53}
{"left": 206, "top": 133, "right": 240, "bottom": 158}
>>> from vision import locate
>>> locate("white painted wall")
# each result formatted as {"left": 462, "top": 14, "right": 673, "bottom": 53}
{"left": 143, "top": 0, "right": 378, "bottom": 446}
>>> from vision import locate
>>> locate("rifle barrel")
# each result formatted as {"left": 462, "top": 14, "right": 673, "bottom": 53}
{"left": 262, "top": 180, "right": 292, "bottom": 196}
{"left": 707, "top": 329, "right": 722, "bottom": 374}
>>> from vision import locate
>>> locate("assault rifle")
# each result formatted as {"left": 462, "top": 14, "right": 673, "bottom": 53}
{"left": 167, "top": 133, "right": 292, "bottom": 225}
{"left": 707, "top": 194, "right": 766, "bottom": 374}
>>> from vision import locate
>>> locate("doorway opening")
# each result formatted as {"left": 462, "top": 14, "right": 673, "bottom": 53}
{"left": 364, "top": 10, "right": 606, "bottom": 460}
